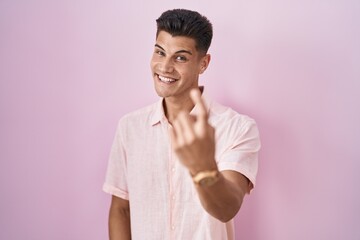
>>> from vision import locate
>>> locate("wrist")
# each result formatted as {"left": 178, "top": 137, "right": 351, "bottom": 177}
{"left": 188, "top": 159, "right": 218, "bottom": 176}
{"left": 192, "top": 169, "right": 220, "bottom": 187}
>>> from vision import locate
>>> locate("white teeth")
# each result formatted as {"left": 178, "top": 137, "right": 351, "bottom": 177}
{"left": 159, "top": 75, "right": 176, "bottom": 83}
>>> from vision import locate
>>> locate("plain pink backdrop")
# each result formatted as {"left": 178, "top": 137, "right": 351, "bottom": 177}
{"left": 1, "top": 0, "right": 359, "bottom": 239}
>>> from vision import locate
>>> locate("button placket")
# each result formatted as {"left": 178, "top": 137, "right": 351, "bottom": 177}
{"left": 167, "top": 123, "right": 177, "bottom": 237}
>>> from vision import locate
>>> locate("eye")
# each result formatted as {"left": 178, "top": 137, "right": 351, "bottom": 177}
{"left": 175, "top": 55, "right": 187, "bottom": 62}
{"left": 155, "top": 50, "right": 165, "bottom": 56}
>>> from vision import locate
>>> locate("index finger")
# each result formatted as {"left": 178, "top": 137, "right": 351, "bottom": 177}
{"left": 190, "top": 88, "right": 208, "bottom": 121}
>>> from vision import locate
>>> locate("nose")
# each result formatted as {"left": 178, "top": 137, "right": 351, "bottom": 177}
{"left": 158, "top": 58, "right": 174, "bottom": 73}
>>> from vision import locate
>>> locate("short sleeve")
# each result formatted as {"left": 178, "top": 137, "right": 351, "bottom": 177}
{"left": 217, "top": 117, "right": 261, "bottom": 189}
{"left": 102, "top": 120, "right": 129, "bottom": 200}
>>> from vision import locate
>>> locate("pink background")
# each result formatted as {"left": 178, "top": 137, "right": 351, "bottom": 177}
{"left": 1, "top": 0, "right": 359, "bottom": 239}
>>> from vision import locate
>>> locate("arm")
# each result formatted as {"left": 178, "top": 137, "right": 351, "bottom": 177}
{"left": 108, "top": 195, "right": 131, "bottom": 240}
{"left": 169, "top": 89, "right": 252, "bottom": 222}
{"left": 194, "top": 169, "right": 249, "bottom": 222}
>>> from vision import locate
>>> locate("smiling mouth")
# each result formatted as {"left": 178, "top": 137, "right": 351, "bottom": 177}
{"left": 157, "top": 74, "right": 178, "bottom": 83}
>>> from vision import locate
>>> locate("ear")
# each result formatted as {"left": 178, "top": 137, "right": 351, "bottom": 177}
{"left": 199, "top": 54, "right": 211, "bottom": 74}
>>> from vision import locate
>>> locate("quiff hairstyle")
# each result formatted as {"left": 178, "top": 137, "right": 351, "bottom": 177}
{"left": 156, "top": 9, "right": 213, "bottom": 54}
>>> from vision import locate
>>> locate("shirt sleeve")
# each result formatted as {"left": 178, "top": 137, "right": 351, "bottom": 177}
{"left": 102, "top": 120, "right": 129, "bottom": 200}
{"left": 217, "top": 116, "right": 261, "bottom": 189}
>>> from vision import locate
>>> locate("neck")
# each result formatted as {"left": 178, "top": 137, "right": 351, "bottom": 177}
{"left": 163, "top": 96, "right": 194, "bottom": 124}
{"left": 163, "top": 86, "right": 204, "bottom": 124}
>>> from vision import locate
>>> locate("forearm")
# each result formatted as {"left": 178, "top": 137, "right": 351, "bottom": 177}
{"left": 109, "top": 206, "right": 131, "bottom": 240}
{"left": 194, "top": 171, "right": 246, "bottom": 222}
{"left": 169, "top": 89, "right": 250, "bottom": 222}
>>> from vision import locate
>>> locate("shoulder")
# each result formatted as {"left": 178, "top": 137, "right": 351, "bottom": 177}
{"left": 117, "top": 101, "right": 160, "bottom": 129}
{"left": 208, "top": 100, "right": 257, "bottom": 130}
{"left": 208, "top": 100, "right": 261, "bottom": 152}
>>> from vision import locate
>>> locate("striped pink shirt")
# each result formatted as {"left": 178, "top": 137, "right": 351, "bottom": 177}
{"left": 103, "top": 96, "right": 260, "bottom": 240}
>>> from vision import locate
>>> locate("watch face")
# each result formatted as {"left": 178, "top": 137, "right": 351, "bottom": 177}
{"left": 199, "top": 176, "right": 217, "bottom": 186}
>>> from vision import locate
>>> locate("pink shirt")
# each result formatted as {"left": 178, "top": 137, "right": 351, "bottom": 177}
{"left": 103, "top": 96, "right": 260, "bottom": 240}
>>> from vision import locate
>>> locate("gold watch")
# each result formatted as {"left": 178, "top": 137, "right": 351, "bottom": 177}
{"left": 192, "top": 170, "right": 220, "bottom": 186}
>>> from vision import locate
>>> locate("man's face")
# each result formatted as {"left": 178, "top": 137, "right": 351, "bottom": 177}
{"left": 150, "top": 31, "right": 210, "bottom": 100}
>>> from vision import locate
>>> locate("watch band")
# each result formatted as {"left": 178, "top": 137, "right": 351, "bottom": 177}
{"left": 192, "top": 170, "right": 220, "bottom": 186}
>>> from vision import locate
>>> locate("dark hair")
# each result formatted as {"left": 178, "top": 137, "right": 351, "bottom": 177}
{"left": 156, "top": 9, "right": 213, "bottom": 54}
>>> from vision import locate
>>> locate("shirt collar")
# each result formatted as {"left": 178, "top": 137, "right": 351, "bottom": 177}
{"left": 150, "top": 87, "right": 211, "bottom": 126}
{"left": 150, "top": 98, "right": 166, "bottom": 126}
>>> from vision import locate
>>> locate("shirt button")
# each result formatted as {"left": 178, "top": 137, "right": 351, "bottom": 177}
{"left": 171, "top": 225, "right": 175, "bottom": 230}
{"left": 172, "top": 196, "right": 175, "bottom": 200}
{"left": 171, "top": 167, "right": 175, "bottom": 172}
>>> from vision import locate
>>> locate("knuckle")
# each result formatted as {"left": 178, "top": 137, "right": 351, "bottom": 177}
{"left": 186, "top": 135, "right": 196, "bottom": 143}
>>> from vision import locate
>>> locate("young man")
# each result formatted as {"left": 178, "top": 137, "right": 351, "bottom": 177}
{"left": 103, "top": 9, "right": 260, "bottom": 240}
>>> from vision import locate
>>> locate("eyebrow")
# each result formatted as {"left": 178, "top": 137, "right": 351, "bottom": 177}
{"left": 155, "top": 44, "right": 193, "bottom": 55}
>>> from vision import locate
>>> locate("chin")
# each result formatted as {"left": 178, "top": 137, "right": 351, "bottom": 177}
{"left": 154, "top": 86, "right": 169, "bottom": 98}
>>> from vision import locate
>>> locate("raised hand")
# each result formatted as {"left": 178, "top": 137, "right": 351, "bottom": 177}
{"left": 169, "top": 88, "right": 218, "bottom": 175}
